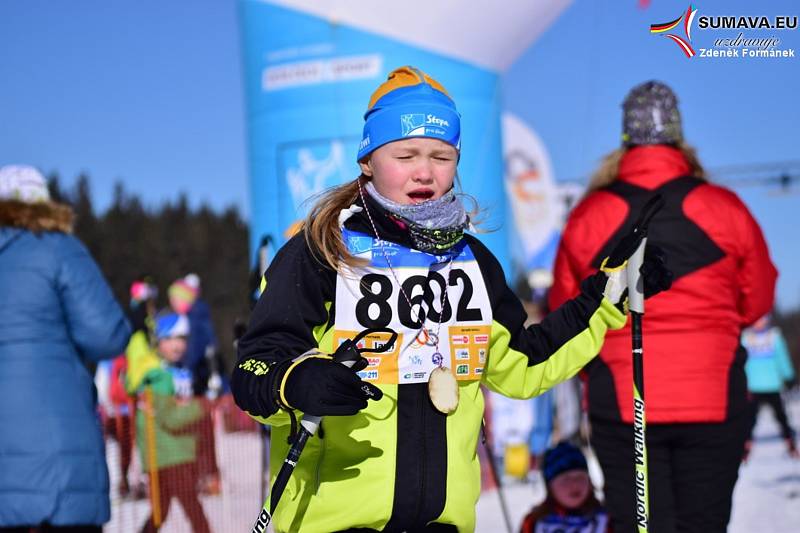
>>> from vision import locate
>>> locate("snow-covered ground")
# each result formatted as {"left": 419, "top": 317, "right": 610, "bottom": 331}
{"left": 729, "top": 393, "right": 800, "bottom": 533}
{"left": 104, "top": 425, "right": 265, "bottom": 532}
{"left": 103, "top": 395, "right": 800, "bottom": 531}
{"left": 477, "top": 394, "right": 800, "bottom": 532}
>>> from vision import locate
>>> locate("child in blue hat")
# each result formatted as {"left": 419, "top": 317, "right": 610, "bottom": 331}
{"left": 232, "top": 66, "right": 669, "bottom": 532}
{"left": 520, "top": 442, "right": 612, "bottom": 532}
{"left": 132, "top": 312, "right": 211, "bottom": 533}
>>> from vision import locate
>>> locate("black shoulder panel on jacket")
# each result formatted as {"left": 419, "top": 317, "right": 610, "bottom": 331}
{"left": 592, "top": 177, "right": 725, "bottom": 281}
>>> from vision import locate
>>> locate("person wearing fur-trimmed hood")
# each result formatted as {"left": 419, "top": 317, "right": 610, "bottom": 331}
{"left": 0, "top": 165, "right": 131, "bottom": 531}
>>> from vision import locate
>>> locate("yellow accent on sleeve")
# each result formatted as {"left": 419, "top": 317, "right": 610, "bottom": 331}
{"left": 313, "top": 301, "right": 333, "bottom": 344}
{"left": 238, "top": 358, "right": 270, "bottom": 376}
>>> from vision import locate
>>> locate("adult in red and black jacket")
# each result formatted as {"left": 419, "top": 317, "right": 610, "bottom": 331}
{"left": 549, "top": 81, "right": 777, "bottom": 533}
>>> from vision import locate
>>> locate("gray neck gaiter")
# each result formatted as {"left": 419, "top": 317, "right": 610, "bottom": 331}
{"left": 364, "top": 181, "right": 468, "bottom": 252}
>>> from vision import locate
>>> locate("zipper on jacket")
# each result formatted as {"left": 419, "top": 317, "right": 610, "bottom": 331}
{"left": 413, "top": 389, "right": 426, "bottom": 526}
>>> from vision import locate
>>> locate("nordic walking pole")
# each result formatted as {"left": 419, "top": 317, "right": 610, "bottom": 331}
{"left": 251, "top": 328, "right": 397, "bottom": 533}
{"left": 480, "top": 422, "right": 513, "bottom": 533}
{"left": 626, "top": 195, "right": 664, "bottom": 533}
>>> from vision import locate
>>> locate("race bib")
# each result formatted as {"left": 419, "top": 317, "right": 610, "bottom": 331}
{"left": 743, "top": 329, "right": 776, "bottom": 358}
{"left": 168, "top": 366, "right": 194, "bottom": 398}
{"left": 534, "top": 512, "right": 609, "bottom": 533}
{"left": 334, "top": 230, "right": 492, "bottom": 385}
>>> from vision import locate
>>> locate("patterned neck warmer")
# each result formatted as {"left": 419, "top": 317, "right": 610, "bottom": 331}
{"left": 364, "top": 181, "right": 468, "bottom": 252}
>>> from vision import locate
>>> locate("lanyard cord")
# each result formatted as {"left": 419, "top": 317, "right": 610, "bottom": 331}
{"left": 357, "top": 180, "right": 453, "bottom": 359}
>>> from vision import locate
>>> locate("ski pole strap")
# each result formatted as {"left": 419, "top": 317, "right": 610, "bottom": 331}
{"left": 335, "top": 327, "right": 399, "bottom": 360}
{"left": 632, "top": 194, "right": 664, "bottom": 235}
{"left": 302, "top": 328, "right": 398, "bottom": 435}
{"left": 627, "top": 193, "right": 663, "bottom": 315}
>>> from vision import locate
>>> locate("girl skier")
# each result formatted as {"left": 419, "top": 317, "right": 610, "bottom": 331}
{"left": 232, "top": 66, "right": 671, "bottom": 532}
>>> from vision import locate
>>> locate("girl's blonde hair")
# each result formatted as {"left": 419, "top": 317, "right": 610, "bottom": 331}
{"left": 303, "top": 177, "right": 365, "bottom": 272}
{"left": 586, "top": 141, "right": 707, "bottom": 194}
{"left": 303, "top": 175, "right": 480, "bottom": 273}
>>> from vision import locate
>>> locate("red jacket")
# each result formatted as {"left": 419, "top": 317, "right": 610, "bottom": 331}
{"left": 549, "top": 146, "right": 777, "bottom": 423}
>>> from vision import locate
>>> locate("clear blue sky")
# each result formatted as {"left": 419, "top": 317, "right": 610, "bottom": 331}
{"left": 0, "top": 0, "right": 248, "bottom": 212}
{"left": 1, "top": 0, "right": 798, "bottom": 309}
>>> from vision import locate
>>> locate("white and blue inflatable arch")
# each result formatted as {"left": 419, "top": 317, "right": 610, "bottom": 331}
{"left": 239, "top": 0, "right": 571, "bottom": 274}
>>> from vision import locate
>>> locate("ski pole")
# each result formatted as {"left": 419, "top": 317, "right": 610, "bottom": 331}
{"left": 480, "top": 422, "right": 513, "bottom": 533}
{"left": 627, "top": 194, "right": 664, "bottom": 533}
{"left": 143, "top": 383, "right": 162, "bottom": 528}
{"left": 251, "top": 328, "right": 397, "bottom": 533}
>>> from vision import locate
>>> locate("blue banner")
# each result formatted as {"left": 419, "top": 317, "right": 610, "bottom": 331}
{"left": 239, "top": 0, "right": 509, "bottom": 272}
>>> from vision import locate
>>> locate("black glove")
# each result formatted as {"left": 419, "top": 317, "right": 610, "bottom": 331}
{"left": 279, "top": 354, "right": 383, "bottom": 416}
{"left": 640, "top": 244, "right": 673, "bottom": 299}
{"left": 604, "top": 224, "right": 647, "bottom": 271}
{"left": 601, "top": 195, "right": 673, "bottom": 307}
{"left": 602, "top": 241, "right": 673, "bottom": 306}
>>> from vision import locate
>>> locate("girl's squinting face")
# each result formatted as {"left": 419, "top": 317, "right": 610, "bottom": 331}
{"left": 549, "top": 470, "right": 592, "bottom": 509}
{"left": 359, "top": 138, "right": 458, "bottom": 205}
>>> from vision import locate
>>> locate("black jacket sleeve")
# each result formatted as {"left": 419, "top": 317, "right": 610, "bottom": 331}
{"left": 231, "top": 232, "right": 335, "bottom": 417}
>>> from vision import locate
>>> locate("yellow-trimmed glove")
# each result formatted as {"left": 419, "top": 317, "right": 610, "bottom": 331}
{"left": 275, "top": 350, "right": 383, "bottom": 417}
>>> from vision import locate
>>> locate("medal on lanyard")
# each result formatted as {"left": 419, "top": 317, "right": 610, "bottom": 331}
{"left": 428, "top": 364, "right": 459, "bottom": 415}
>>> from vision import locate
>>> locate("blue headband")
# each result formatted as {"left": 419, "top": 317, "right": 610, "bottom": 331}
{"left": 155, "top": 313, "right": 190, "bottom": 340}
{"left": 357, "top": 83, "right": 461, "bottom": 161}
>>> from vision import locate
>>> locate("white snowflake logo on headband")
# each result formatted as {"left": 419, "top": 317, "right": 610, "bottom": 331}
{"left": 400, "top": 114, "right": 426, "bottom": 136}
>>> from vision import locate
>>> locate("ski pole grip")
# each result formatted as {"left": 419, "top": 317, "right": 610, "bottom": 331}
{"left": 299, "top": 347, "right": 361, "bottom": 434}
{"left": 332, "top": 339, "right": 364, "bottom": 367}
{"left": 627, "top": 237, "right": 647, "bottom": 314}
{"left": 301, "top": 328, "right": 398, "bottom": 434}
